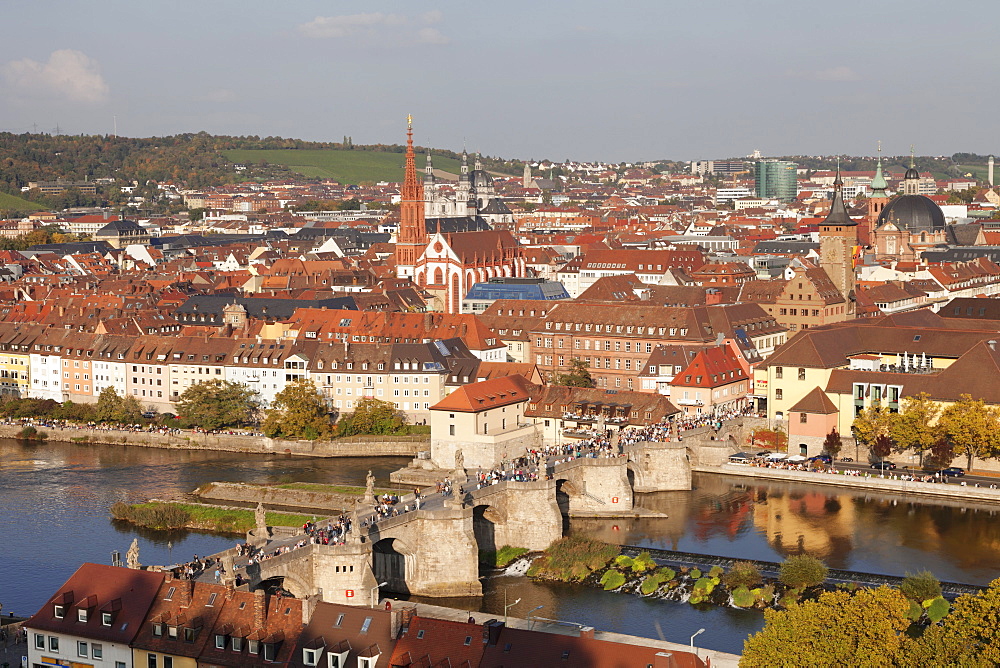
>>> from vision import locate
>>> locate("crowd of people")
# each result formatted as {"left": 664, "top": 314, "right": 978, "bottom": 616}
{"left": 303, "top": 516, "right": 353, "bottom": 545}
{"left": 744, "top": 458, "right": 999, "bottom": 487}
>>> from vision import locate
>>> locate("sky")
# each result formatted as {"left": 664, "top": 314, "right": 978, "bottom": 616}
{"left": 1, "top": 1, "right": 998, "bottom": 163}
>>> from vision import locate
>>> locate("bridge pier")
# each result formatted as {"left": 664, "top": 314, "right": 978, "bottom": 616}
{"left": 552, "top": 458, "right": 634, "bottom": 515}
{"left": 625, "top": 442, "right": 693, "bottom": 492}
{"left": 465, "top": 479, "right": 562, "bottom": 553}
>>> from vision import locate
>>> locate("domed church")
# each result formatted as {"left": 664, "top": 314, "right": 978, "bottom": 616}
{"left": 871, "top": 149, "right": 948, "bottom": 261}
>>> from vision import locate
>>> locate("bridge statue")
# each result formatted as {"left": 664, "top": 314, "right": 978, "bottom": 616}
{"left": 126, "top": 538, "right": 140, "bottom": 569}
{"left": 255, "top": 502, "right": 267, "bottom": 532}
{"left": 364, "top": 470, "right": 376, "bottom": 504}
{"left": 454, "top": 448, "right": 465, "bottom": 473}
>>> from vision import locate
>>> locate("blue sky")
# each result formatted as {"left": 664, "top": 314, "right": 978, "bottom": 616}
{"left": 1, "top": 1, "right": 997, "bottom": 162}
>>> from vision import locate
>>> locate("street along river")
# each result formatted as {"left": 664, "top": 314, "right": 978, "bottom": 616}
{"left": 2, "top": 439, "right": 999, "bottom": 655}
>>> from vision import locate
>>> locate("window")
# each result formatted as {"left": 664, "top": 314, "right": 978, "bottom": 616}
{"left": 35, "top": 633, "right": 44, "bottom": 650}
{"left": 303, "top": 648, "right": 321, "bottom": 666}
{"left": 153, "top": 623, "right": 164, "bottom": 637}
{"left": 263, "top": 643, "right": 276, "bottom": 661}
{"left": 215, "top": 634, "right": 226, "bottom": 649}
{"left": 449, "top": 425, "right": 455, "bottom": 436}
{"left": 248, "top": 639, "right": 259, "bottom": 655}
{"left": 92, "top": 643, "right": 103, "bottom": 659}
{"left": 774, "top": 367, "right": 783, "bottom": 379}
{"left": 800, "top": 413, "right": 808, "bottom": 423}
{"left": 78, "top": 608, "right": 88, "bottom": 622}
{"left": 148, "top": 655, "right": 157, "bottom": 668}
{"left": 164, "top": 658, "right": 173, "bottom": 668}
{"left": 184, "top": 627, "right": 196, "bottom": 642}
{"left": 232, "top": 636, "right": 243, "bottom": 651}
{"left": 798, "top": 368, "right": 806, "bottom": 381}
{"left": 168, "top": 625, "right": 178, "bottom": 639}
{"left": 117, "top": 663, "right": 127, "bottom": 668}
{"left": 78, "top": 641, "right": 89, "bottom": 657}
{"left": 50, "top": 636, "right": 59, "bottom": 651}
{"left": 54, "top": 604, "right": 65, "bottom": 618}
{"left": 775, "top": 389, "right": 783, "bottom": 400}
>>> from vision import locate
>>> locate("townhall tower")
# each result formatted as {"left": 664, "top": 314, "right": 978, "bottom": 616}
{"left": 819, "top": 167, "right": 858, "bottom": 314}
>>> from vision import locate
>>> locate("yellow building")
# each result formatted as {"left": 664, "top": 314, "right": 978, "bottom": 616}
{"left": 0, "top": 343, "right": 31, "bottom": 397}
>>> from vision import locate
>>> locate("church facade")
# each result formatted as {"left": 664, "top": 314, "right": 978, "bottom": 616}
{"left": 395, "top": 120, "right": 525, "bottom": 313}
{"left": 423, "top": 150, "right": 515, "bottom": 228}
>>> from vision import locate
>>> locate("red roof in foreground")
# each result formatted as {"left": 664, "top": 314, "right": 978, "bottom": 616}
{"left": 431, "top": 374, "right": 534, "bottom": 413}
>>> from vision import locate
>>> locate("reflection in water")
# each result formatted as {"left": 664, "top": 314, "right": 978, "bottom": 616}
{"left": 5, "top": 442, "right": 1000, "bottom": 654}
{"left": 571, "top": 473, "right": 1000, "bottom": 585}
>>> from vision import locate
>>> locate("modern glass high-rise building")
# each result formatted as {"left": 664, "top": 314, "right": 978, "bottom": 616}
{"left": 755, "top": 160, "right": 798, "bottom": 202}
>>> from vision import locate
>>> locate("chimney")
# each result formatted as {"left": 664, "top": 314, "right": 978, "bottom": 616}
{"left": 578, "top": 626, "right": 595, "bottom": 639}
{"left": 253, "top": 589, "right": 267, "bottom": 629}
{"left": 177, "top": 579, "right": 192, "bottom": 608}
{"left": 653, "top": 652, "right": 676, "bottom": 668}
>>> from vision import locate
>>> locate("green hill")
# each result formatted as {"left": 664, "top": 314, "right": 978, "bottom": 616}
{"left": 0, "top": 191, "right": 46, "bottom": 212}
{"left": 223, "top": 149, "right": 463, "bottom": 185}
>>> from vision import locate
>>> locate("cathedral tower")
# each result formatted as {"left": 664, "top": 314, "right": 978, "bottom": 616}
{"left": 867, "top": 142, "right": 889, "bottom": 239}
{"left": 395, "top": 116, "right": 427, "bottom": 279}
{"left": 819, "top": 165, "right": 858, "bottom": 313}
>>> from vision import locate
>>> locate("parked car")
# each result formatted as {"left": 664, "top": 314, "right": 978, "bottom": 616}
{"left": 936, "top": 467, "right": 965, "bottom": 477}
{"left": 872, "top": 461, "right": 897, "bottom": 470}
{"left": 840, "top": 457, "right": 854, "bottom": 462}
{"left": 809, "top": 454, "right": 833, "bottom": 464}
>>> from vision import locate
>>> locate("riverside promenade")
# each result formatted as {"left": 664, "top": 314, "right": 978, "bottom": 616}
{"left": 0, "top": 420, "right": 426, "bottom": 458}
{"left": 700, "top": 463, "right": 1000, "bottom": 505}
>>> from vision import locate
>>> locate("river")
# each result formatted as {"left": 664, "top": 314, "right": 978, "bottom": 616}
{"left": 3, "top": 439, "right": 1000, "bottom": 655}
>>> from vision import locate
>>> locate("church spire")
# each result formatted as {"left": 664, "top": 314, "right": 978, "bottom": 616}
{"left": 395, "top": 115, "right": 427, "bottom": 279}
{"left": 871, "top": 141, "right": 888, "bottom": 196}
{"left": 425, "top": 151, "right": 434, "bottom": 186}
{"left": 822, "top": 161, "right": 856, "bottom": 227}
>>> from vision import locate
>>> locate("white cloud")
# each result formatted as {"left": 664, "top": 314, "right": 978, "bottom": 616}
{"left": 815, "top": 66, "right": 860, "bottom": 82}
{"left": 417, "top": 28, "right": 450, "bottom": 45}
{"left": 298, "top": 10, "right": 448, "bottom": 44}
{"left": 3, "top": 49, "right": 109, "bottom": 103}
{"left": 299, "top": 12, "right": 406, "bottom": 39}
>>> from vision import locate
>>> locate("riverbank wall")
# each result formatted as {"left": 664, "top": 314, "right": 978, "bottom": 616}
{"left": 698, "top": 464, "right": 1000, "bottom": 505}
{"left": 195, "top": 481, "right": 411, "bottom": 512}
{"left": 0, "top": 424, "right": 427, "bottom": 458}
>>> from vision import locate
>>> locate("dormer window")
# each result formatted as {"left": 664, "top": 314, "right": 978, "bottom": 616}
{"left": 78, "top": 609, "right": 88, "bottom": 622}
{"left": 54, "top": 604, "right": 65, "bottom": 619}
{"left": 168, "top": 625, "right": 178, "bottom": 639}
{"left": 303, "top": 648, "right": 320, "bottom": 666}
{"left": 154, "top": 623, "right": 164, "bottom": 637}
{"left": 102, "top": 612, "right": 112, "bottom": 626}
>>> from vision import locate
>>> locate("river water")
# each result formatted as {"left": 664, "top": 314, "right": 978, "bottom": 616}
{"left": 3, "top": 439, "right": 999, "bottom": 655}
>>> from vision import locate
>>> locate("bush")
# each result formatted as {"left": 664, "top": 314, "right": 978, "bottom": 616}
{"left": 658, "top": 567, "right": 676, "bottom": 581}
{"left": 18, "top": 425, "right": 37, "bottom": 439}
{"left": 900, "top": 571, "right": 942, "bottom": 602}
{"left": 526, "top": 536, "right": 619, "bottom": 582}
{"left": 906, "top": 600, "right": 923, "bottom": 621}
{"left": 723, "top": 561, "right": 763, "bottom": 589}
{"left": 925, "top": 596, "right": 950, "bottom": 623}
{"left": 779, "top": 555, "right": 829, "bottom": 589}
{"left": 111, "top": 502, "right": 191, "bottom": 530}
{"left": 690, "top": 568, "right": 702, "bottom": 580}
{"left": 631, "top": 551, "right": 656, "bottom": 573}
{"left": 600, "top": 570, "right": 626, "bottom": 591}
{"left": 708, "top": 565, "right": 724, "bottom": 579}
{"left": 732, "top": 586, "right": 756, "bottom": 607}
{"left": 480, "top": 546, "right": 529, "bottom": 568}
{"left": 614, "top": 555, "right": 634, "bottom": 569}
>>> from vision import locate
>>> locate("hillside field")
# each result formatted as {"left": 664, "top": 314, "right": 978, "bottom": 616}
{"left": 0, "top": 191, "right": 45, "bottom": 212}
{"left": 223, "top": 149, "right": 462, "bottom": 185}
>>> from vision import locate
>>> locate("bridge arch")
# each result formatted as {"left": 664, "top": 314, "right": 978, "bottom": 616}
{"left": 372, "top": 536, "right": 416, "bottom": 595}
{"left": 255, "top": 574, "right": 310, "bottom": 599}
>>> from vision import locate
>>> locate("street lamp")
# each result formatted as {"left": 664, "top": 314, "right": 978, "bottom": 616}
{"left": 690, "top": 628, "right": 705, "bottom": 657}
{"left": 503, "top": 589, "right": 521, "bottom": 626}
{"left": 370, "top": 582, "right": 388, "bottom": 609}
{"left": 526, "top": 605, "right": 544, "bottom": 628}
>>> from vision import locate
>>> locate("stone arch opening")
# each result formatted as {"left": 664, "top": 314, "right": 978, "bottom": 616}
{"left": 372, "top": 537, "right": 413, "bottom": 595}
{"left": 554, "top": 479, "right": 574, "bottom": 532}
{"left": 254, "top": 576, "right": 306, "bottom": 599}
{"left": 472, "top": 503, "right": 502, "bottom": 569}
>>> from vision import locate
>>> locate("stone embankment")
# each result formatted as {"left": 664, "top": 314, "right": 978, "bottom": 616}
{"left": 0, "top": 424, "right": 426, "bottom": 458}
{"left": 702, "top": 464, "right": 1000, "bottom": 505}
{"left": 196, "top": 481, "right": 403, "bottom": 513}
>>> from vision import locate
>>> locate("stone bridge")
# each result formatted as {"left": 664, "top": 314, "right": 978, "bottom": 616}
{"left": 238, "top": 442, "right": 694, "bottom": 602}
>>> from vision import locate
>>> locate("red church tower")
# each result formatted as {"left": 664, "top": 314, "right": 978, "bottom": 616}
{"left": 395, "top": 115, "right": 427, "bottom": 279}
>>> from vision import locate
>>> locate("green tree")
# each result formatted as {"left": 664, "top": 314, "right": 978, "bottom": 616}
{"left": 336, "top": 396, "right": 406, "bottom": 436}
{"left": 552, "top": 358, "right": 594, "bottom": 388}
{"left": 741, "top": 587, "right": 913, "bottom": 667}
{"left": 778, "top": 554, "right": 829, "bottom": 589}
{"left": 853, "top": 403, "right": 894, "bottom": 459}
{"left": 262, "top": 378, "right": 332, "bottom": 440}
{"left": 95, "top": 386, "right": 123, "bottom": 422}
{"left": 907, "top": 577, "right": 1000, "bottom": 666}
{"left": 899, "top": 570, "right": 942, "bottom": 602}
{"left": 889, "top": 392, "right": 941, "bottom": 466}
{"left": 823, "top": 427, "right": 843, "bottom": 459}
{"left": 176, "top": 379, "right": 260, "bottom": 431}
{"left": 938, "top": 394, "right": 1000, "bottom": 470}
